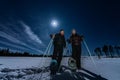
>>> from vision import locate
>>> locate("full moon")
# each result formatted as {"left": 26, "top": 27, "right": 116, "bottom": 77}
{"left": 51, "top": 20, "right": 58, "bottom": 27}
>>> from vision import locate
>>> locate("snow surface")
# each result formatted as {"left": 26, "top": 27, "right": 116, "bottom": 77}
{"left": 0, "top": 57, "right": 120, "bottom": 80}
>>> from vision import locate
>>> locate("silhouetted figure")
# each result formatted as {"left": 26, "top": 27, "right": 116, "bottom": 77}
{"left": 50, "top": 29, "right": 66, "bottom": 74}
{"left": 102, "top": 45, "right": 109, "bottom": 57}
{"left": 94, "top": 47, "right": 102, "bottom": 59}
{"left": 114, "top": 46, "right": 120, "bottom": 57}
{"left": 68, "top": 29, "right": 83, "bottom": 70}
{"left": 109, "top": 45, "right": 114, "bottom": 58}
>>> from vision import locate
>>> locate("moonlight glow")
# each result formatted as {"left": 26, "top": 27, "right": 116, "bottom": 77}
{"left": 51, "top": 20, "right": 58, "bottom": 27}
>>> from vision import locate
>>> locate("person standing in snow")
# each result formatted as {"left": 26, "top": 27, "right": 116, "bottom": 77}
{"left": 67, "top": 29, "right": 83, "bottom": 70}
{"left": 50, "top": 29, "right": 66, "bottom": 74}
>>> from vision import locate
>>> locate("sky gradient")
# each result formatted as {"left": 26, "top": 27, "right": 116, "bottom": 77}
{"left": 0, "top": 0, "right": 120, "bottom": 55}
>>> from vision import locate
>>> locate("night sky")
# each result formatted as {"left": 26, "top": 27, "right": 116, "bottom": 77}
{"left": 0, "top": 0, "right": 120, "bottom": 54}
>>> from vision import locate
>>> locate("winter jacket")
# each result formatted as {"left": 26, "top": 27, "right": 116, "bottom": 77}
{"left": 52, "top": 33, "right": 66, "bottom": 47}
{"left": 69, "top": 34, "right": 83, "bottom": 46}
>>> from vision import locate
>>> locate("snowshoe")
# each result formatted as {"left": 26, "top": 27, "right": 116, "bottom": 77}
{"left": 68, "top": 57, "right": 77, "bottom": 71}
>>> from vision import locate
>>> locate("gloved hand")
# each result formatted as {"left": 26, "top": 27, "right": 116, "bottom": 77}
{"left": 50, "top": 34, "right": 55, "bottom": 39}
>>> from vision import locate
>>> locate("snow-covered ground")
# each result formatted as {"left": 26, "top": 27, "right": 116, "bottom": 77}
{"left": 0, "top": 57, "right": 120, "bottom": 80}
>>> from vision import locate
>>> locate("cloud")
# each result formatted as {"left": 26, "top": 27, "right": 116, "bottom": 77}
{"left": 0, "top": 40, "right": 43, "bottom": 53}
{"left": 0, "top": 22, "right": 45, "bottom": 54}
{"left": 0, "top": 31, "right": 25, "bottom": 45}
{"left": 20, "top": 21, "right": 44, "bottom": 46}
{"left": 0, "top": 40, "right": 30, "bottom": 51}
{"left": 0, "top": 31, "right": 43, "bottom": 53}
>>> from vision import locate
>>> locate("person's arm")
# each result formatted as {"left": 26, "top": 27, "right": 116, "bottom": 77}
{"left": 78, "top": 35, "right": 84, "bottom": 41}
{"left": 50, "top": 34, "right": 57, "bottom": 46}
{"left": 50, "top": 34, "right": 55, "bottom": 39}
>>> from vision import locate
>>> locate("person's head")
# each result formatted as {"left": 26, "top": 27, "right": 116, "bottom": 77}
{"left": 72, "top": 29, "right": 76, "bottom": 35}
{"left": 60, "top": 29, "right": 64, "bottom": 36}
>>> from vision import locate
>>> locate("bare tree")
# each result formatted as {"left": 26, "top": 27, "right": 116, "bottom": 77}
{"left": 102, "top": 45, "right": 109, "bottom": 57}
{"left": 109, "top": 45, "right": 114, "bottom": 58}
{"left": 94, "top": 47, "right": 102, "bottom": 59}
{"left": 114, "top": 46, "right": 120, "bottom": 57}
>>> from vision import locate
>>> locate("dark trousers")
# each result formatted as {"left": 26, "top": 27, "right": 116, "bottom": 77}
{"left": 52, "top": 45, "right": 63, "bottom": 69}
{"left": 72, "top": 45, "right": 81, "bottom": 69}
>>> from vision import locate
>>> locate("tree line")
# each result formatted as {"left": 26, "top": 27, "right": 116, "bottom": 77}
{"left": 0, "top": 48, "right": 69, "bottom": 57}
{"left": 94, "top": 45, "right": 120, "bottom": 59}
{"left": 0, "top": 48, "right": 53, "bottom": 57}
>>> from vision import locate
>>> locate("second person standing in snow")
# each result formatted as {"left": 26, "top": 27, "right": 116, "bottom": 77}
{"left": 68, "top": 29, "right": 83, "bottom": 70}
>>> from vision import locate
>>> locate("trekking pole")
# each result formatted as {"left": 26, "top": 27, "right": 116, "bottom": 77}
{"left": 47, "top": 41, "right": 53, "bottom": 57}
{"left": 44, "top": 39, "right": 53, "bottom": 57}
{"left": 31, "top": 39, "right": 53, "bottom": 79}
{"left": 57, "top": 42, "right": 69, "bottom": 72}
{"left": 40, "top": 39, "right": 53, "bottom": 67}
{"left": 39, "top": 39, "right": 53, "bottom": 79}
{"left": 83, "top": 39, "right": 101, "bottom": 75}
{"left": 40, "top": 35, "right": 55, "bottom": 78}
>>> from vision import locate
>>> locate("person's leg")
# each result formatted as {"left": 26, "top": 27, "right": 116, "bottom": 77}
{"left": 57, "top": 47, "right": 63, "bottom": 70}
{"left": 72, "top": 45, "right": 80, "bottom": 69}
{"left": 52, "top": 46, "right": 58, "bottom": 60}
{"left": 51, "top": 46, "right": 58, "bottom": 75}
{"left": 72, "top": 45, "right": 76, "bottom": 59}
{"left": 72, "top": 45, "right": 78, "bottom": 70}
{"left": 76, "top": 45, "right": 81, "bottom": 69}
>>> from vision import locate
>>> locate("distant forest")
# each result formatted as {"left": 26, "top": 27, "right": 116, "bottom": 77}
{"left": 0, "top": 48, "right": 69, "bottom": 57}
{"left": 94, "top": 45, "right": 120, "bottom": 58}
{"left": 0, "top": 48, "right": 53, "bottom": 57}
{"left": 0, "top": 45, "right": 120, "bottom": 58}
